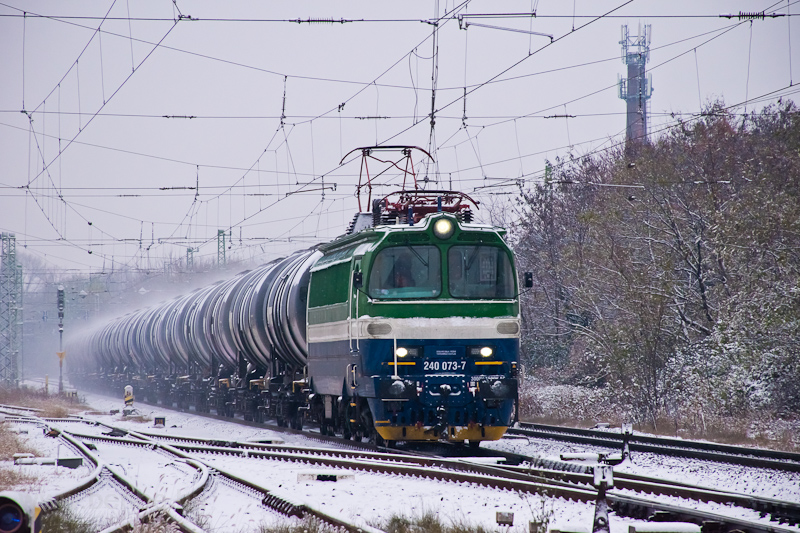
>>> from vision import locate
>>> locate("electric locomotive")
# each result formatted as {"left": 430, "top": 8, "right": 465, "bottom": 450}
{"left": 70, "top": 147, "right": 527, "bottom": 446}
{"left": 307, "top": 191, "right": 522, "bottom": 445}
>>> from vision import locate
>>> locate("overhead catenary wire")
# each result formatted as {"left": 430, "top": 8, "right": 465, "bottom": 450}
{"left": 3, "top": 15, "right": 764, "bottom": 209}
{"left": 14, "top": 5, "right": 182, "bottom": 270}
{"left": 2, "top": 10, "right": 798, "bottom": 22}
{"left": 4, "top": 1, "right": 794, "bottom": 270}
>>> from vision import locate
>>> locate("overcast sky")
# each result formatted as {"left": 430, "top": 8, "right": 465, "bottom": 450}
{"left": 1, "top": 0, "right": 797, "bottom": 275}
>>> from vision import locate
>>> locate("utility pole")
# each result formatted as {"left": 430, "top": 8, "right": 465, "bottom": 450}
{"left": 57, "top": 285, "right": 65, "bottom": 394}
{"left": 618, "top": 23, "right": 653, "bottom": 144}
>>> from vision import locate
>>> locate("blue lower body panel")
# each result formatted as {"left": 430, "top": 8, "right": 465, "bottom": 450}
{"left": 308, "top": 337, "right": 518, "bottom": 441}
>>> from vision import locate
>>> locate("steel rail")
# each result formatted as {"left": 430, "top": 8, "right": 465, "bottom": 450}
{"left": 494, "top": 463, "right": 800, "bottom": 526}
{"left": 78, "top": 425, "right": 800, "bottom": 533}
{"left": 66, "top": 427, "right": 388, "bottom": 533}
{"left": 511, "top": 423, "right": 800, "bottom": 472}
{"left": 70, "top": 396, "right": 800, "bottom": 532}
{"left": 8, "top": 414, "right": 206, "bottom": 533}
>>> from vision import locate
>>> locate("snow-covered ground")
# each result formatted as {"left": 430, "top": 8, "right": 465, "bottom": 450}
{"left": 1, "top": 419, "right": 95, "bottom": 497}
{"left": 485, "top": 434, "right": 800, "bottom": 503}
{"left": 3, "top": 390, "right": 799, "bottom": 533}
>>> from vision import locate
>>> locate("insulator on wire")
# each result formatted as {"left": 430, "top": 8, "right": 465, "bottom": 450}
{"left": 738, "top": 11, "right": 765, "bottom": 20}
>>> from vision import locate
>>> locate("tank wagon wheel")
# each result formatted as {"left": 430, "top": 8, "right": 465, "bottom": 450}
{"left": 320, "top": 418, "right": 336, "bottom": 437}
{"left": 292, "top": 414, "right": 304, "bottom": 430}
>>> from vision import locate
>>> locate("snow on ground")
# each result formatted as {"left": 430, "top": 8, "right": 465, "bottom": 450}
{"left": 194, "top": 451, "right": 596, "bottom": 532}
{"left": 485, "top": 433, "right": 800, "bottom": 504}
{"left": 87, "top": 439, "right": 199, "bottom": 502}
{"left": 190, "top": 474, "right": 299, "bottom": 532}
{"left": 74, "top": 392, "right": 607, "bottom": 532}
{"left": 2, "top": 418, "right": 95, "bottom": 498}
{"left": 80, "top": 391, "right": 291, "bottom": 445}
{"left": 4, "top": 388, "right": 799, "bottom": 533}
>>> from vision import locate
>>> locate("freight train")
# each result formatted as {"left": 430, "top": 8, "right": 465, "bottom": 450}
{"left": 71, "top": 152, "right": 528, "bottom": 446}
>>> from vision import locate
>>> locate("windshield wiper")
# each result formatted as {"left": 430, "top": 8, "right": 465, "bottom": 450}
{"left": 465, "top": 246, "right": 481, "bottom": 270}
{"left": 406, "top": 245, "right": 428, "bottom": 267}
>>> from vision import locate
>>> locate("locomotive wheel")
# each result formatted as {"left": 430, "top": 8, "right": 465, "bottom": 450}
{"left": 368, "top": 429, "right": 385, "bottom": 447}
{"left": 360, "top": 406, "right": 384, "bottom": 446}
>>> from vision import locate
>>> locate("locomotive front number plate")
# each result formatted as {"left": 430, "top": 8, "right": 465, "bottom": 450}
{"left": 423, "top": 346, "right": 466, "bottom": 372}
{"left": 423, "top": 359, "right": 466, "bottom": 372}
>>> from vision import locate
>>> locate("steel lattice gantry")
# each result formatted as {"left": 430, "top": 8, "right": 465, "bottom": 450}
{"left": 0, "top": 233, "right": 22, "bottom": 386}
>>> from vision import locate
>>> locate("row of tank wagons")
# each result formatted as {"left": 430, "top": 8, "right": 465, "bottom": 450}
{"left": 71, "top": 250, "right": 321, "bottom": 374}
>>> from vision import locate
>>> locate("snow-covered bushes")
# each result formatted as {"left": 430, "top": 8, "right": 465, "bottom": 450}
{"left": 514, "top": 102, "right": 800, "bottom": 444}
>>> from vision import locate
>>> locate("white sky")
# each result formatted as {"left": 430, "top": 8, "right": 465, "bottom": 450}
{"left": 0, "top": 0, "right": 797, "bottom": 274}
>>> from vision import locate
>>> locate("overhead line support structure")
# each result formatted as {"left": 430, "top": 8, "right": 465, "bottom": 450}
{"left": 217, "top": 230, "right": 226, "bottom": 267}
{"left": 0, "top": 233, "right": 23, "bottom": 387}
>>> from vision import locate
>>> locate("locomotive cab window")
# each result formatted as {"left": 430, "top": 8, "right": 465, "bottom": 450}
{"left": 368, "top": 246, "right": 441, "bottom": 299}
{"left": 448, "top": 245, "right": 515, "bottom": 299}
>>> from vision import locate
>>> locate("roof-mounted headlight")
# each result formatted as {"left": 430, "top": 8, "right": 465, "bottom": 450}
{"left": 433, "top": 218, "right": 455, "bottom": 240}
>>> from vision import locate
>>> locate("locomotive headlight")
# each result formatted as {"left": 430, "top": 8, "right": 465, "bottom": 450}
{"left": 395, "top": 347, "right": 409, "bottom": 357}
{"left": 479, "top": 346, "right": 493, "bottom": 357}
{"left": 433, "top": 218, "right": 455, "bottom": 239}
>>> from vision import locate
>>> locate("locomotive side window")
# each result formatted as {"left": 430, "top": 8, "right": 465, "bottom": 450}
{"left": 368, "top": 246, "right": 441, "bottom": 299}
{"left": 448, "top": 245, "right": 515, "bottom": 299}
{"left": 309, "top": 262, "right": 351, "bottom": 306}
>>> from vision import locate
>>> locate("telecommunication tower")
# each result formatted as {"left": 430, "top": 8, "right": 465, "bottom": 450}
{"left": 0, "top": 233, "right": 22, "bottom": 386}
{"left": 618, "top": 24, "right": 653, "bottom": 143}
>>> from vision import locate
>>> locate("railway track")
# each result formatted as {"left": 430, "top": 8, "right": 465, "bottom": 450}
{"left": 63, "top": 408, "right": 800, "bottom": 532}
{"left": 509, "top": 422, "right": 800, "bottom": 473}
{"left": 4, "top": 406, "right": 384, "bottom": 533}
{"left": 12, "top": 395, "right": 799, "bottom": 533}
{"left": 3, "top": 409, "right": 205, "bottom": 532}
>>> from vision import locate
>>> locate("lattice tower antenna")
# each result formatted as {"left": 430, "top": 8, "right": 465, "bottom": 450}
{"left": 618, "top": 23, "right": 653, "bottom": 144}
{"left": 0, "top": 233, "right": 22, "bottom": 386}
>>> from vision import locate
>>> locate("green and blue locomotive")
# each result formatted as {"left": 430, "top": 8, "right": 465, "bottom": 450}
{"left": 70, "top": 153, "right": 526, "bottom": 446}
{"left": 307, "top": 193, "right": 522, "bottom": 444}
